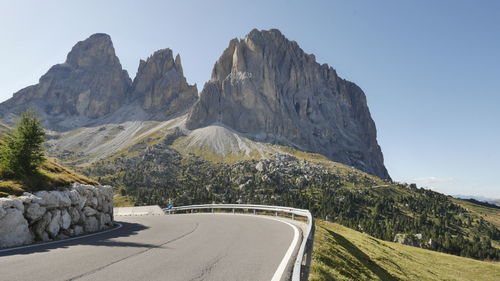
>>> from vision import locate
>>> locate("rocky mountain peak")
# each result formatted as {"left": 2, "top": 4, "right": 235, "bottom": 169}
{"left": 0, "top": 33, "right": 132, "bottom": 129}
{"left": 187, "top": 28, "right": 390, "bottom": 179}
{"left": 131, "top": 49, "right": 197, "bottom": 115}
{"left": 65, "top": 33, "right": 117, "bottom": 68}
{"left": 174, "top": 54, "right": 183, "bottom": 74}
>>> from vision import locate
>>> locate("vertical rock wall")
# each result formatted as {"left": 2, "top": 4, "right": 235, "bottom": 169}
{"left": 0, "top": 183, "right": 114, "bottom": 248}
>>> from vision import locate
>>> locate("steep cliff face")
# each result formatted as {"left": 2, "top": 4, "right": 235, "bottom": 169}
{"left": 0, "top": 34, "right": 132, "bottom": 130}
{"left": 130, "top": 49, "right": 198, "bottom": 116}
{"left": 186, "top": 29, "right": 389, "bottom": 179}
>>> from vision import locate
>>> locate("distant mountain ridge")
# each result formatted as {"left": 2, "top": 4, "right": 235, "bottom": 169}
{"left": 0, "top": 29, "right": 389, "bottom": 179}
{"left": 454, "top": 195, "right": 500, "bottom": 207}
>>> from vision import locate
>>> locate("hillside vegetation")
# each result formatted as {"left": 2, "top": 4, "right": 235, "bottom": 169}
{"left": 453, "top": 198, "right": 500, "bottom": 229}
{"left": 83, "top": 137, "right": 500, "bottom": 260}
{"left": 0, "top": 160, "right": 97, "bottom": 197}
{"left": 0, "top": 116, "right": 97, "bottom": 197}
{"left": 0, "top": 122, "right": 9, "bottom": 134}
{"left": 311, "top": 220, "right": 500, "bottom": 281}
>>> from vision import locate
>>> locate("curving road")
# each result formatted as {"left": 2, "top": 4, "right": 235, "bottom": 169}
{"left": 0, "top": 214, "right": 300, "bottom": 281}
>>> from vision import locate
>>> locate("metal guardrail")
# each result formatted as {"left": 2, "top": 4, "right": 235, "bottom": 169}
{"left": 164, "top": 204, "right": 314, "bottom": 281}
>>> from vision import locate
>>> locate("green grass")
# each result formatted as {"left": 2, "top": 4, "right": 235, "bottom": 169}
{"left": 0, "top": 160, "right": 98, "bottom": 197}
{"left": 0, "top": 122, "right": 9, "bottom": 134}
{"left": 311, "top": 220, "right": 500, "bottom": 281}
{"left": 452, "top": 198, "right": 500, "bottom": 229}
{"left": 113, "top": 193, "right": 135, "bottom": 207}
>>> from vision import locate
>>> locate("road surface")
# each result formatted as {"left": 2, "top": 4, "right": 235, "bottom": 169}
{"left": 0, "top": 214, "right": 300, "bottom": 281}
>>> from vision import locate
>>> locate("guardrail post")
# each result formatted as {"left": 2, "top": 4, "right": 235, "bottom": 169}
{"left": 232, "top": 208, "right": 235, "bottom": 214}
{"left": 253, "top": 209, "right": 256, "bottom": 215}
{"left": 292, "top": 213, "right": 295, "bottom": 220}
{"left": 275, "top": 211, "right": 278, "bottom": 216}
{"left": 211, "top": 208, "right": 214, "bottom": 213}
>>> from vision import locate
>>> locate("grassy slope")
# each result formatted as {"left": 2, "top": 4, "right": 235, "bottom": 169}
{"left": 0, "top": 159, "right": 98, "bottom": 197}
{"left": 452, "top": 198, "right": 500, "bottom": 249}
{"left": 0, "top": 122, "right": 9, "bottom": 134}
{"left": 311, "top": 220, "right": 500, "bottom": 281}
{"left": 452, "top": 198, "right": 500, "bottom": 229}
{"left": 0, "top": 121, "right": 98, "bottom": 197}
{"left": 113, "top": 193, "right": 135, "bottom": 207}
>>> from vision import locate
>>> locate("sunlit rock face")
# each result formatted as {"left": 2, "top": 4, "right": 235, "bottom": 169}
{"left": 0, "top": 33, "right": 132, "bottom": 130}
{"left": 186, "top": 29, "right": 389, "bottom": 179}
{"left": 130, "top": 48, "right": 198, "bottom": 116}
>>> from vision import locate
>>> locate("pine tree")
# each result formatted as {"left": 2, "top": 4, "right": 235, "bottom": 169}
{"left": 0, "top": 111, "right": 45, "bottom": 177}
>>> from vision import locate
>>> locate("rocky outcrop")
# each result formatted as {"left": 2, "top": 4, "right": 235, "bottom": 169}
{"left": 131, "top": 49, "right": 198, "bottom": 116}
{"left": 393, "top": 233, "right": 427, "bottom": 247}
{"left": 186, "top": 29, "right": 389, "bottom": 179}
{"left": 0, "top": 198, "right": 32, "bottom": 248}
{"left": 0, "top": 34, "right": 132, "bottom": 130}
{"left": 0, "top": 183, "right": 113, "bottom": 248}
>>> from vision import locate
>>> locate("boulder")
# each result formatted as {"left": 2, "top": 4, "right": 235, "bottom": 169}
{"left": 69, "top": 189, "right": 85, "bottom": 208}
{"left": 54, "top": 191, "right": 72, "bottom": 207}
{"left": 47, "top": 210, "right": 61, "bottom": 238}
{"left": 40, "top": 231, "right": 50, "bottom": 242}
{"left": 255, "top": 161, "right": 266, "bottom": 172}
{"left": 33, "top": 212, "right": 52, "bottom": 241}
{"left": 103, "top": 214, "right": 112, "bottom": 226}
{"left": 56, "top": 233, "right": 69, "bottom": 240}
{"left": 73, "top": 225, "right": 84, "bottom": 236}
{"left": 0, "top": 198, "right": 33, "bottom": 248}
{"left": 33, "top": 191, "right": 71, "bottom": 208}
{"left": 25, "top": 203, "right": 46, "bottom": 222}
{"left": 60, "top": 209, "right": 71, "bottom": 230}
{"left": 69, "top": 207, "right": 80, "bottom": 224}
{"left": 84, "top": 216, "right": 99, "bottom": 233}
{"left": 393, "top": 233, "right": 420, "bottom": 247}
{"left": 83, "top": 206, "right": 97, "bottom": 216}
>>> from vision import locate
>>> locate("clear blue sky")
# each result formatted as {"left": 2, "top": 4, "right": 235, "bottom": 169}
{"left": 1, "top": 0, "right": 498, "bottom": 198}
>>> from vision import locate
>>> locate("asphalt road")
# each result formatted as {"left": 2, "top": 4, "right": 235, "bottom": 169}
{"left": 0, "top": 214, "right": 300, "bottom": 281}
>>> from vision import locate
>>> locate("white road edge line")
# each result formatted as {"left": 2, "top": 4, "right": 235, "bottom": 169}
{"left": 268, "top": 218, "right": 300, "bottom": 281}
{"left": 175, "top": 212, "right": 303, "bottom": 280}
{"left": 0, "top": 223, "right": 123, "bottom": 254}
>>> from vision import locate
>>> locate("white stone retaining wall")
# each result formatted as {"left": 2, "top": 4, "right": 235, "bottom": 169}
{"left": 0, "top": 183, "right": 113, "bottom": 248}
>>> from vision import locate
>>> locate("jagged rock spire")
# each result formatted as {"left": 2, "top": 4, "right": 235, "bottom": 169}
{"left": 130, "top": 49, "right": 197, "bottom": 115}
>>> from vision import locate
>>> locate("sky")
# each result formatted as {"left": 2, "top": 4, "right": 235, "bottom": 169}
{"left": 0, "top": 0, "right": 498, "bottom": 198}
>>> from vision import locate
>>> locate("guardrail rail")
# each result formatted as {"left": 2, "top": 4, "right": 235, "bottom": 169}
{"left": 164, "top": 204, "right": 314, "bottom": 281}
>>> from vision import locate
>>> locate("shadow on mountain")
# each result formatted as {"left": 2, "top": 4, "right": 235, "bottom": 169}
{"left": 0, "top": 221, "right": 152, "bottom": 257}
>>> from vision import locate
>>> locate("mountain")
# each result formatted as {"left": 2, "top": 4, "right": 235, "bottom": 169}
{"left": 0, "top": 34, "right": 198, "bottom": 133}
{"left": 4, "top": 29, "right": 496, "bottom": 261}
{"left": 0, "top": 29, "right": 388, "bottom": 179}
{"left": 0, "top": 34, "right": 132, "bottom": 131}
{"left": 453, "top": 195, "right": 500, "bottom": 207}
{"left": 131, "top": 49, "right": 198, "bottom": 116}
{"left": 186, "top": 29, "right": 389, "bottom": 179}
{"left": 0, "top": 34, "right": 197, "bottom": 165}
